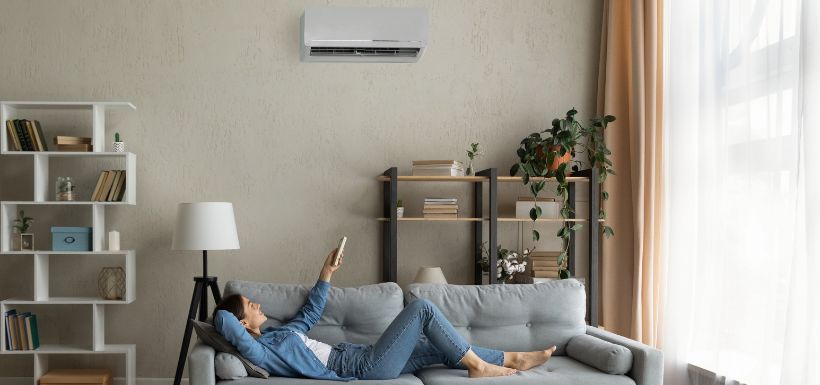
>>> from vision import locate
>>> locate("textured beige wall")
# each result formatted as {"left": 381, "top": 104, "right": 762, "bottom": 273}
{"left": 0, "top": 0, "right": 603, "bottom": 378}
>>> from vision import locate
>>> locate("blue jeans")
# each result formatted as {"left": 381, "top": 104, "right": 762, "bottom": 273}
{"left": 326, "top": 298, "right": 505, "bottom": 380}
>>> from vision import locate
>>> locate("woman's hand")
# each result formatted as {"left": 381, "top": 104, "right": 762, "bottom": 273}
{"left": 319, "top": 248, "right": 343, "bottom": 282}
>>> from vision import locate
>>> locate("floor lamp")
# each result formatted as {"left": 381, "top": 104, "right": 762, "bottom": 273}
{"left": 171, "top": 202, "right": 240, "bottom": 385}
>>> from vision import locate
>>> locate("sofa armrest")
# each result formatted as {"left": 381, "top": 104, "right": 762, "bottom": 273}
{"left": 586, "top": 326, "right": 663, "bottom": 385}
{"left": 189, "top": 341, "right": 216, "bottom": 385}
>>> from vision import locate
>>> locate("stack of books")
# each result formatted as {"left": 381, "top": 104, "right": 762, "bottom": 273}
{"left": 424, "top": 198, "right": 458, "bottom": 218}
{"left": 54, "top": 136, "right": 92, "bottom": 152}
{"left": 530, "top": 251, "right": 562, "bottom": 279}
{"left": 412, "top": 160, "right": 465, "bottom": 176}
{"left": 4, "top": 309, "right": 40, "bottom": 351}
{"left": 91, "top": 170, "right": 127, "bottom": 202}
{"left": 5, "top": 119, "right": 49, "bottom": 151}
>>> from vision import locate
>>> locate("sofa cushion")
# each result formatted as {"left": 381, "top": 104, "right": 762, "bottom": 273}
{"left": 191, "top": 319, "right": 269, "bottom": 378}
{"left": 414, "top": 357, "right": 636, "bottom": 385}
{"left": 566, "top": 334, "right": 633, "bottom": 375}
{"left": 212, "top": 373, "right": 424, "bottom": 385}
{"left": 215, "top": 352, "right": 247, "bottom": 379}
{"left": 407, "top": 280, "right": 586, "bottom": 355}
{"left": 224, "top": 280, "right": 404, "bottom": 345}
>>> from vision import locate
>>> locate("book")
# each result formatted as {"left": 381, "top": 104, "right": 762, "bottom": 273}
{"left": 91, "top": 171, "right": 107, "bottom": 202}
{"left": 533, "top": 271, "right": 560, "bottom": 278}
{"left": 6, "top": 120, "right": 21, "bottom": 151}
{"left": 25, "top": 120, "right": 42, "bottom": 151}
{"left": 412, "top": 167, "right": 466, "bottom": 177}
{"left": 16, "top": 312, "right": 30, "bottom": 350}
{"left": 113, "top": 171, "right": 126, "bottom": 202}
{"left": 3, "top": 309, "right": 16, "bottom": 350}
{"left": 423, "top": 213, "right": 459, "bottom": 218}
{"left": 530, "top": 251, "right": 562, "bottom": 257}
{"left": 33, "top": 120, "right": 49, "bottom": 151}
{"left": 97, "top": 171, "right": 116, "bottom": 201}
{"left": 24, "top": 314, "right": 38, "bottom": 350}
{"left": 54, "top": 136, "right": 92, "bottom": 144}
{"left": 423, "top": 209, "right": 459, "bottom": 214}
{"left": 107, "top": 171, "right": 122, "bottom": 201}
{"left": 56, "top": 144, "right": 93, "bottom": 152}
{"left": 13, "top": 120, "right": 32, "bottom": 151}
{"left": 424, "top": 198, "right": 458, "bottom": 204}
{"left": 517, "top": 196, "right": 557, "bottom": 202}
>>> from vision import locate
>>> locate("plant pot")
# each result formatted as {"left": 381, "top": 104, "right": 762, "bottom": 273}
{"left": 112, "top": 142, "right": 125, "bottom": 153}
{"left": 538, "top": 145, "right": 572, "bottom": 173}
{"left": 396, "top": 207, "right": 404, "bottom": 218}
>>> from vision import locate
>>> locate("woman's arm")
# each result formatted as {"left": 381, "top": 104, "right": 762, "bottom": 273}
{"left": 284, "top": 249, "right": 343, "bottom": 333}
{"left": 214, "top": 310, "right": 267, "bottom": 364}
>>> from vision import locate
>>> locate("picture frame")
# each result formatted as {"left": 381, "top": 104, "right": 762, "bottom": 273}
{"left": 20, "top": 233, "right": 33, "bottom": 251}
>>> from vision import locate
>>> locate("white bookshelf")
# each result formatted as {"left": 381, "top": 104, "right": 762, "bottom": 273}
{"left": 0, "top": 101, "right": 136, "bottom": 385}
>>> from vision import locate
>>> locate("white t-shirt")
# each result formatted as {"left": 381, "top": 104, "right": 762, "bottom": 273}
{"left": 296, "top": 332, "right": 333, "bottom": 366}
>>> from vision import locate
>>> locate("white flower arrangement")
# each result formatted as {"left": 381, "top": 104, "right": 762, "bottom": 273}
{"left": 481, "top": 244, "right": 531, "bottom": 283}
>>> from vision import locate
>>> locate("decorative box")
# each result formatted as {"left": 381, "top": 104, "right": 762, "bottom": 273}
{"left": 39, "top": 369, "right": 111, "bottom": 385}
{"left": 51, "top": 227, "right": 92, "bottom": 251}
{"left": 515, "top": 197, "right": 560, "bottom": 219}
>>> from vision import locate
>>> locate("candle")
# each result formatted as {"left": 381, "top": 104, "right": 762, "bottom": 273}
{"left": 108, "top": 230, "right": 120, "bottom": 251}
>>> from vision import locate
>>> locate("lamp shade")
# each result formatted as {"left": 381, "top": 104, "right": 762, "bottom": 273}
{"left": 172, "top": 202, "right": 240, "bottom": 251}
{"left": 412, "top": 266, "right": 448, "bottom": 284}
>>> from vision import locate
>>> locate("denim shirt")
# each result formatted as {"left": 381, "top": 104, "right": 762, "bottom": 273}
{"left": 215, "top": 280, "right": 356, "bottom": 381}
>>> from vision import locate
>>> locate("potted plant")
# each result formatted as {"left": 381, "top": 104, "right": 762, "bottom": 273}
{"left": 479, "top": 243, "right": 531, "bottom": 284}
{"left": 396, "top": 199, "right": 404, "bottom": 218}
{"left": 12, "top": 209, "right": 34, "bottom": 251}
{"left": 465, "top": 142, "right": 482, "bottom": 176}
{"left": 112, "top": 132, "right": 125, "bottom": 152}
{"left": 509, "top": 108, "right": 616, "bottom": 279}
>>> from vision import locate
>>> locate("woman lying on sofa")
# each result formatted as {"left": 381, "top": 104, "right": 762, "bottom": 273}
{"left": 213, "top": 248, "right": 557, "bottom": 381}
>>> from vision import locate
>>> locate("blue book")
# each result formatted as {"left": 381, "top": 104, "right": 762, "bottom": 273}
{"left": 3, "top": 309, "right": 16, "bottom": 350}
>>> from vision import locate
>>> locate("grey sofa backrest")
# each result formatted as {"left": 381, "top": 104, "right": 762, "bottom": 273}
{"left": 407, "top": 280, "right": 587, "bottom": 355}
{"left": 224, "top": 280, "right": 404, "bottom": 345}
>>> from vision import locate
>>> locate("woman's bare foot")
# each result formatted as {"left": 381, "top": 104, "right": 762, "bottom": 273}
{"left": 504, "top": 346, "right": 557, "bottom": 370}
{"left": 468, "top": 361, "right": 518, "bottom": 378}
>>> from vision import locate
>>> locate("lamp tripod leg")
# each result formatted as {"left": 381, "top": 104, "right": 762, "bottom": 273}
{"left": 173, "top": 280, "right": 205, "bottom": 385}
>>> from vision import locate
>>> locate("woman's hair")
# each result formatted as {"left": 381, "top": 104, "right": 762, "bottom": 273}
{"left": 213, "top": 294, "right": 246, "bottom": 322}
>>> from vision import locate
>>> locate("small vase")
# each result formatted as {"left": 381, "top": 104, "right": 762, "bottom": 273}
{"left": 466, "top": 160, "right": 474, "bottom": 176}
{"left": 112, "top": 142, "right": 125, "bottom": 153}
{"left": 11, "top": 233, "right": 21, "bottom": 251}
{"left": 396, "top": 207, "right": 404, "bottom": 218}
{"left": 98, "top": 267, "right": 125, "bottom": 300}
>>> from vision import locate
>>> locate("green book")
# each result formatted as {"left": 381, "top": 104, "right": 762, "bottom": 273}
{"left": 33, "top": 120, "right": 48, "bottom": 151}
{"left": 26, "top": 314, "right": 39, "bottom": 350}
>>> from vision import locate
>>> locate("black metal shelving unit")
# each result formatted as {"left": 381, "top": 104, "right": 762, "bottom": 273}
{"left": 380, "top": 167, "right": 601, "bottom": 326}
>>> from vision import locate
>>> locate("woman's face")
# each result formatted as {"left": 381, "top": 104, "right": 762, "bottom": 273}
{"left": 239, "top": 296, "right": 267, "bottom": 331}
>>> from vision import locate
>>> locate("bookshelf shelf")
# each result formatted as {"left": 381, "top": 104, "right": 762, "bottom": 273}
{"left": 497, "top": 176, "right": 590, "bottom": 183}
{"left": 0, "top": 151, "right": 133, "bottom": 157}
{"left": 376, "top": 175, "right": 487, "bottom": 182}
{"left": 0, "top": 101, "right": 137, "bottom": 385}
{"left": 2, "top": 297, "right": 134, "bottom": 305}
{"left": 497, "top": 217, "right": 605, "bottom": 222}
{"left": 0, "top": 343, "right": 135, "bottom": 355}
{"left": 377, "top": 217, "right": 483, "bottom": 222}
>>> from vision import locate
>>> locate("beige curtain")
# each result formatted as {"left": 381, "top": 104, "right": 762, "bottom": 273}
{"left": 596, "top": 0, "right": 664, "bottom": 345}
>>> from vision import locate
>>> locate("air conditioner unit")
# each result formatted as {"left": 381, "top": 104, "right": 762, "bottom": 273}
{"left": 301, "top": 7, "right": 429, "bottom": 63}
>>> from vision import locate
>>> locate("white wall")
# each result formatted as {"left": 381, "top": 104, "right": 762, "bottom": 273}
{"left": 0, "top": 0, "right": 603, "bottom": 377}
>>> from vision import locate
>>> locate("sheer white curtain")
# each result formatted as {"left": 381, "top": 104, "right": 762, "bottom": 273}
{"left": 663, "top": 0, "right": 820, "bottom": 384}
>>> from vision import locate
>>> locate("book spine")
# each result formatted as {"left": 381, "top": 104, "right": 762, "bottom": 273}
{"left": 34, "top": 120, "right": 48, "bottom": 151}
{"left": 13, "top": 120, "right": 31, "bottom": 151}
{"left": 29, "top": 314, "right": 39, "bottom": 349}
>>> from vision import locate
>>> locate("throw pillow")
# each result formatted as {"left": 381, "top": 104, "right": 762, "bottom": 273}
{"left": 215, "top": 352, "right": 248, "bottom": 380}
{"left": 191, "top": 319, "right": 270, "bottom": 378}
{"left": 566, "top": 334, "right": 633, "bottom": 375}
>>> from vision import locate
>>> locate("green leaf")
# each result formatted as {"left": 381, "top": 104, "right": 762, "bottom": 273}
{"left": 602, "top": 191, "right": 609, "bottom": 200}
{"left": 571, "top": 224, "right": 583, "bottom": 231}
{"left": 559, "top": 269, "right": 571, "bottom": 279}
{"left": 603, "top": 226, "right": 615, "bottom": 238}
{"left": 532, "top": 229, "right": 540, "bottom": 242}
{"left": 523, "top": 174, "right": 530, "bottom": 185}
{"left": 604, "top": 115, "right": 616, "bottom": 123}
{"left": 557, "top": 252, "right": 567, "bottom": 265}
{"left": 529, "top": 207, "right": 540, "bottom": 221}
{"left": 510, "top": 163, "right": 520, "bottom": 176}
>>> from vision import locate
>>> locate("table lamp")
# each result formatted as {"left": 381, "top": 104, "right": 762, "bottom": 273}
{"left": 413, "top": 266, "right": 448, "bottom": 284}
{"left": 171, "top": 202, "right": 239, "bottom": 385}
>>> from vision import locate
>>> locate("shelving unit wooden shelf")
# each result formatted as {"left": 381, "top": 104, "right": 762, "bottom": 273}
{"left": 379, "top": 166, "right": 602, "bottom": 326}
{"left": 0, "top": 101, "right": 137, "bottom": 385}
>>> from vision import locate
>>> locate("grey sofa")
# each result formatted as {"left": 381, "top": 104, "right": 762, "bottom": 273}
{"left": 189, "top": 279, "right": 662, "bottom": 385}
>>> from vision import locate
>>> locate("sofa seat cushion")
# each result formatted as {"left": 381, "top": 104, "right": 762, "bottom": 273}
{"left": 224, "top": 281, "right": 404, "bottom": 345}
{"left": 407, "top": 280, "right": 586, "bottom": 355}
{"left": 215, "top": 373, "right": 423, "bottom": 385}
{"left": 414, "top": 357, "right": 637, "bottom": 385}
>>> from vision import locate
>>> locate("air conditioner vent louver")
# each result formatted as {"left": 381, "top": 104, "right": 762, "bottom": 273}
{"left": 310, "top": 47, "right": 421, "bottom": 57}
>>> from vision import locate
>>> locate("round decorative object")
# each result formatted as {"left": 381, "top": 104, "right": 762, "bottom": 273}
{"left": 112, "top": 142, "right": 125, "bottom": 152}
{"left": 98, "top": 267, "right": 125, "bottom": 300}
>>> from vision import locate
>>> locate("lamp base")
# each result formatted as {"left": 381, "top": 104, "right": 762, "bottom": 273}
{"left": 173, "top": 276, "right": 221, "bottom": 385}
